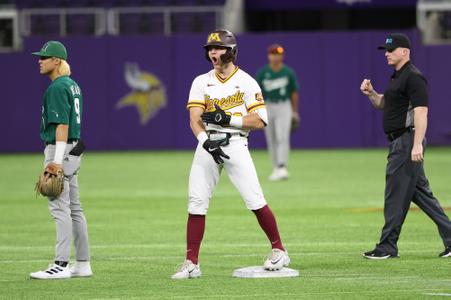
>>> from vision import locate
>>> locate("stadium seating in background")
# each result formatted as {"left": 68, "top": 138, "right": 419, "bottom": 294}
{"left": 15, "top": 0, "right": 225, "bottom": 8}
{"left": 442, "top": 11, "right": 451, "bottom": 38}
{"left": 67, "top": 14, "right": 95, "bottom": 35}
{"left": 119, "top": 13, "right": 165, "bottom": 35}
{"left": 0, "top": 0, "right": 14, "bottom": 5}
{"left": 30, "top": 14, "right": 60, "bottom": 35}
{"left": 14, "top": 0, "right": 225, "bottom": 36}
{"left": 172, "top": 12, "right": 216, "bottom": 33}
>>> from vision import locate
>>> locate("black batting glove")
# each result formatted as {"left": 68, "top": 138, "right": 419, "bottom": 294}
{"left": 202, "top": 104, "right": 231, "bottom": 126}
{"left": 202, "top": 139, "right": 230, "bottom": 164}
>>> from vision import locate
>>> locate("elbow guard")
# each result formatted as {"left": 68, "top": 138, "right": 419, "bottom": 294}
{"left": 255, "top": 107, "right": 268, "bottom": 126}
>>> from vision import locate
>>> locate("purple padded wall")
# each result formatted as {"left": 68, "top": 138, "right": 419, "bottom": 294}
{"left": 1, "top": 30, "right": 450, "bottom": 152}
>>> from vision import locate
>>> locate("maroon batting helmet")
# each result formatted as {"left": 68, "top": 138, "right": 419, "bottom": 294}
{"left": 203, "top": 29, "right": 238, "bottom": 63}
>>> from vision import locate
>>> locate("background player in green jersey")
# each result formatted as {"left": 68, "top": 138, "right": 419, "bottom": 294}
{"left": 256, "top": 44, "right": 300, "bottom": 181}
{"left": 30, "top": 41, "right": 92, "bottom": 279}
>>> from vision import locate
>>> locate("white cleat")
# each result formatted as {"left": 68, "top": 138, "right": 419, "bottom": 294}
{"left": 278, "top": 167, "right": 289, "bottom": 179}
{"left": 171, "top": 260, "right": 201, "bottom": 280}
{"left": 70, "top": 261, "right": 93, "bottom": 277}
{"left": 269, "top": 169, "right": 279, "bottom": 181}
{"left": 30, "top": 264, "right": 71, "bottom": 280}
{"left": 264, "top": 249, "right": 290, "bottom": 271}
{"left": 269, "top": 167, "right": 289, "bottom": 181}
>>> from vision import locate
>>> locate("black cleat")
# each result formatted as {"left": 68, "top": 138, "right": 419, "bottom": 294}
{"left": 439, "top": 246, "right": 451, "bottom": 258}
{"left": 363, "top": 248, "right": 399, "bottom": 260}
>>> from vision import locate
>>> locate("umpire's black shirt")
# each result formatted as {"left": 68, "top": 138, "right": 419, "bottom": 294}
{"left": 383, "top": 61, "right": 428, "bottom": 134}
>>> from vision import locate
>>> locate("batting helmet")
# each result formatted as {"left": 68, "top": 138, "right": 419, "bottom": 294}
{"left": 203, "top": 29, "right": 238, "bottom": 63}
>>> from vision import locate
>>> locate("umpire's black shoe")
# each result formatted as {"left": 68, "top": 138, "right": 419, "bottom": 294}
{"left": 439, "top": 246, "right": 451, "bottom": 258}
{"left": 363, "top": 248, "right": 399, "bottom": 260}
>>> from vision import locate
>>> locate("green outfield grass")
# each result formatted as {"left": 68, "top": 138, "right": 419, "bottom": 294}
{"left": 1, "top": 148, "right": 451, "bottom": 299}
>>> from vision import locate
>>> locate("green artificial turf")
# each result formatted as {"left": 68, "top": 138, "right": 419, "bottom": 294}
{"left": 0, "top": 148, "right": 450, "bottom": 299}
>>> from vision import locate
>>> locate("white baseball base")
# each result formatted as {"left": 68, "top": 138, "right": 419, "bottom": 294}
{"left": 232, "top": 266, "right": 299, "bottom": 278}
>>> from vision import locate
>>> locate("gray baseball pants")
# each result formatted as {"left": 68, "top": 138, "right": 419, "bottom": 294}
{"left": 44, "top": 142, "right": 90, "bottom": 262}
{"left": 264, "top": 101, "right": 292, "bottom": 168}
{"left": 376, "top": 130, "right": 451, "bottom": 254}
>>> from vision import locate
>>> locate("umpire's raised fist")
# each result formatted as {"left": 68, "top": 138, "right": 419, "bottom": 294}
{"left": 360, "top": 79, "right": 374, "bottom": 96}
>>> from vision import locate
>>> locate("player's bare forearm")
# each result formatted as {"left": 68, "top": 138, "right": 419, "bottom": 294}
{"left": 55, "top": 124, "right": 69, "bottom": 142}
{"left": 291, "top": 91, "right": 299, "bottom": 112}
{"left": 368, "top": 91, "right": 385, "bottom": 109}
{"left": 189, "top": 107, "right": 206, "bottom": 137}
{"left": 413, "top": 106, "right": 428, "bottom": 146}
{"left": 410, "top": 106, "right": 427, "bottom": 162}
{"left": 242, "top": 112, "right": 265, "bottom": 130}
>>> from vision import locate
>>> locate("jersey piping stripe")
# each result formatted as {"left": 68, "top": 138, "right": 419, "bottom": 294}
{"left": 247, "top": 102, "right": 266, "bottom": 112}
{"left": 248, "top": 104, "right": 266, "bottom": 113}
{"left": 186, "top": 103, "right": 206, "bottom": 110}
{"left": 186, "top": 100, "right": 206, "bottom": 109}
{"left": 215, "top": 67, "right": 239, "bottom": 84}
{"left": 187, "top": 100, "right": 206, "bottom": 105}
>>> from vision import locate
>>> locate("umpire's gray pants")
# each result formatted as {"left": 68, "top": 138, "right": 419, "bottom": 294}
{"left": 44, "top": 142, "right": 90, "bottom": 262}
{"left": 377, "top": 130, "right": 451, "bottom": 254}
{"left": 264, "top": 101, "right": 292, "bottom": 168}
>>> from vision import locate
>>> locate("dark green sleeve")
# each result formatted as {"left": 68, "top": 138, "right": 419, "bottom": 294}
{"left": 288, "top": 69, "right": 299, "bottom": 92}
{"left": 255, "top": 68, "right": 263, "bottom": 87}
{"left": 46, "top": 85, "right": 71, "bottom": 124}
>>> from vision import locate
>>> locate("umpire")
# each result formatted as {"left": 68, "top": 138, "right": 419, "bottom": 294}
{"left": 360, "top": 33, "right": 451, "bottom": 259}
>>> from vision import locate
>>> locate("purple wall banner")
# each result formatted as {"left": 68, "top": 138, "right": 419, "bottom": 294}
{"left": 1, "top": 30, "right": 451, "bottom": 153}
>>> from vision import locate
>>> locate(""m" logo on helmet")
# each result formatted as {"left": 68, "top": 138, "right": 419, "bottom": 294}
{"left": 208, "top": 33, "right": 221, "bottom": 43}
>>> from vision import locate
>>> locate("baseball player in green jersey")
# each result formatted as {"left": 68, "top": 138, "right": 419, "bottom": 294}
{"left": 256, "top": 44, "right": 300, "bottom": 181}
{"left": 29, "top": 41, "right": 92, "bottom": 279}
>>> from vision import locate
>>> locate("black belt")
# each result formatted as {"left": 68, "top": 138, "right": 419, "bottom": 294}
{"left": 207, "top": 131, "right": 247, "bottom": 138}
{"left": 45, "top": 139, "right": 79, "bottom": 145}
{"left": 386, "top": 127, "right": 413, "bottom": 142}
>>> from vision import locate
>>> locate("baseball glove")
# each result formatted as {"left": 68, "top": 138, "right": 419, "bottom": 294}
{"left": 291, "top": 112, "right": 301, "bottom": 132}
{"left": 35, "top": 163, "right": 64, "bottom": 198}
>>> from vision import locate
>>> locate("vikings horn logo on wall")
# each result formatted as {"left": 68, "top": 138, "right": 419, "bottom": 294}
{"left": 117, "top": 62, "right": 167, "bottom": 125}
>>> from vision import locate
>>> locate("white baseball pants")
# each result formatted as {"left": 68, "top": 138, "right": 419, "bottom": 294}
{"left": 188, "top": 137, "right": 267, "bottom": 215}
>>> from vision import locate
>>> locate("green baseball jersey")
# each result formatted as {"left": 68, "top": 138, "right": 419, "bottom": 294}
{"left": 40, "top": 75, "right": 82, "bottom": 143}
{"left": 256, "top": 65, "right": 299, "bottom": 103}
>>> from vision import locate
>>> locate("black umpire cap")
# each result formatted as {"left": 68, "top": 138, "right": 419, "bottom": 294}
{"left": 378, "top": 33, "right": 411, "bottom": 51}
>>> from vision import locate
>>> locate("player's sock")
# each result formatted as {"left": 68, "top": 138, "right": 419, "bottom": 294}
{"left": 252, "top": 205, "right": 285, "bottom": 251}
{"left": 186, "top": 214, "right": 205, "bottom": 265}
{"left": 54, "top": 260, "right": 68, "bottom": 267}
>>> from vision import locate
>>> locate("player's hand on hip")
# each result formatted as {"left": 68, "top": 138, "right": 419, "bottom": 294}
{"left": 201, "top": 104, "right": 231, "bottom": 126}
{"left": 202, "top": 139, "right": 230, "bottom": 164}
{"left": 411, "top": 143, "right": 424, "bottom": 162}
{"left": 360, "top": 79, "right": 374, "bottom": 96}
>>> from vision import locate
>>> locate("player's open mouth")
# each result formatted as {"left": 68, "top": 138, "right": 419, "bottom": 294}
{"left": 211, "top": 57, "right": 218, "bottom": 64}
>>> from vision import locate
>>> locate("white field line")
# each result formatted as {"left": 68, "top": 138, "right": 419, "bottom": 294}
{"left": 1, "top": 250, "right": 448, "bottom": 264}
{"left": 168, "top": 290, "right": 451, "bottom": 298}
{"left": 0, "top": 240, "right": 439, "bottom": 251}
{"left": 0, "top": 253, "right": 344, "bottom": 264}
{"left": 90, "top": 290, "right": 451, "bottom": 300}
{"left": 0, "top": 252, "right": 332, "bottom": 264}
{"left": 425, "top": 293, "right": 451, "bottom": 297}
